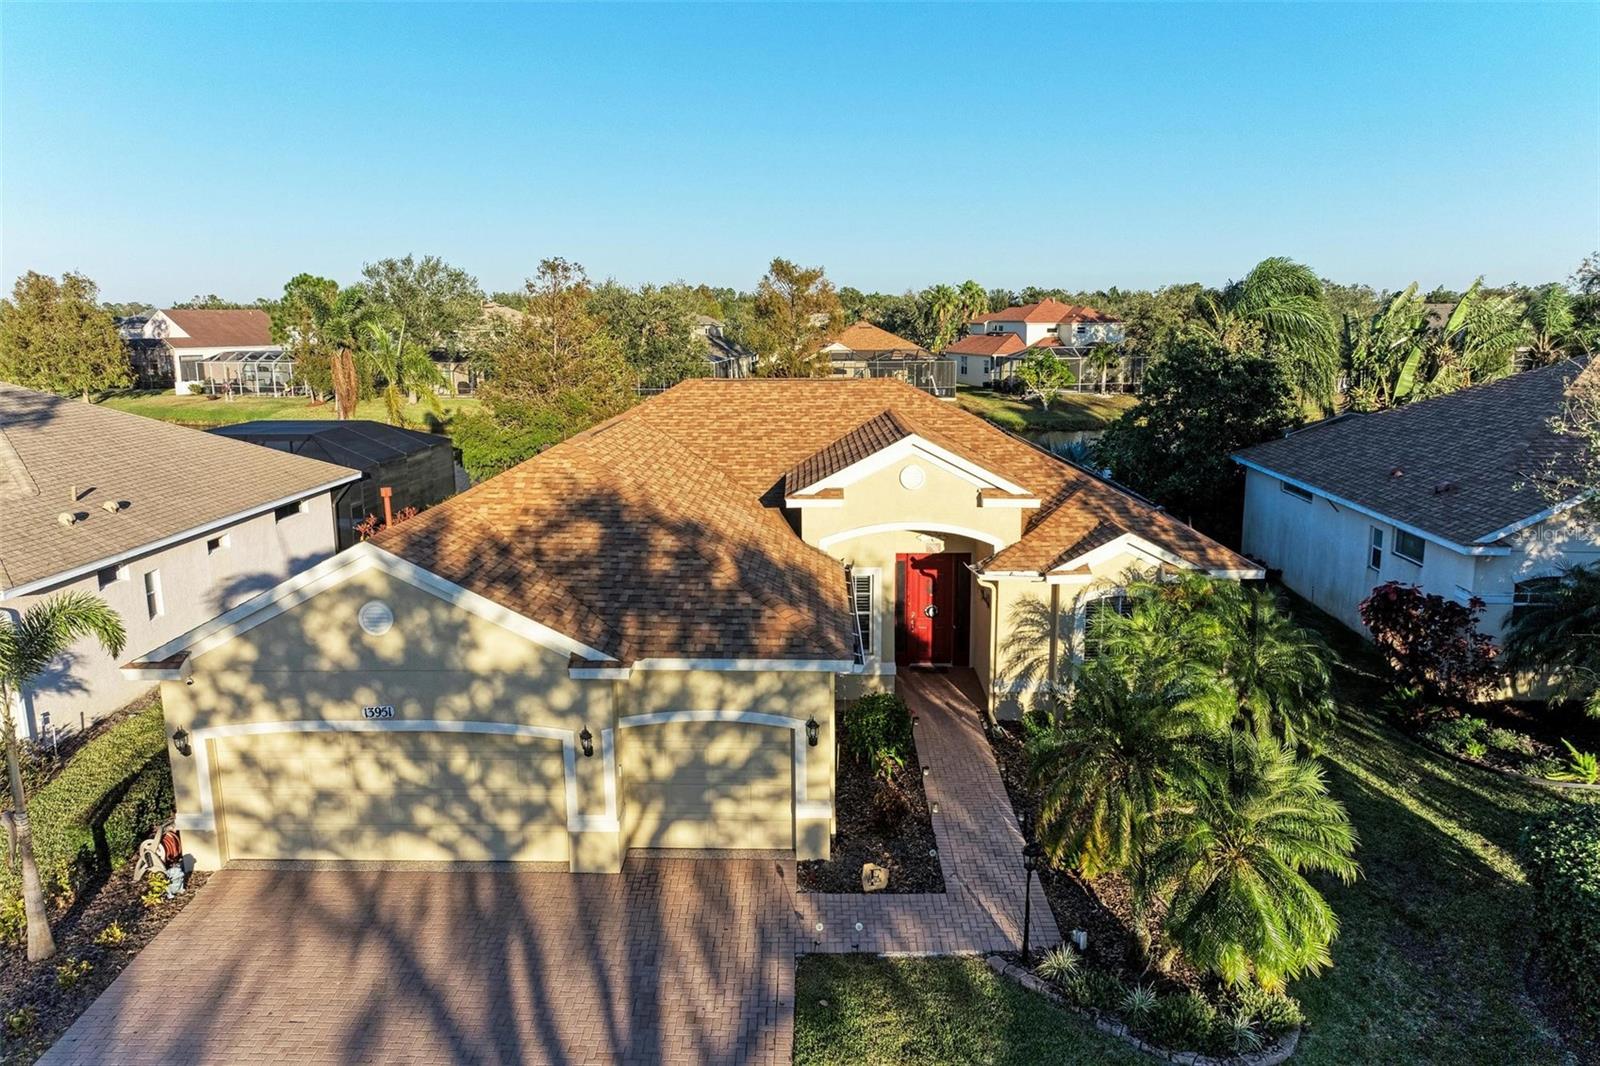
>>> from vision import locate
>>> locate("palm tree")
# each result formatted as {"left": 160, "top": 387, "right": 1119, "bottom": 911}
{"left": 1085, "top": 343, "right": 1124, "bottom": 393}
{"left": 925, "top": 284, "right": 962, "bottom": 351}
{"left": 0, "top": 593, "right": 125, "bottom": 961}
{"left": 1203, "top": 582, "right": 1334, "bottom": 745}
{"left": 1146, "top": 734, "right": 1358, "bottom": 990}
{"left": 359, "top": 318, "right": 448, "bottom": 427}
{"left": 957, "top": 279, "right": 989, "bottom": 323}
{"left": 1504, "top": 563, "right": 1600, "bottom": 718}
{"left": 1197, "top": 257, "right": 1339, "bottom": 410}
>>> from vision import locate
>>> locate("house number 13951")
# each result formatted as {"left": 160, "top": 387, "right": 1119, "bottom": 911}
{"left": 362, "top": 705, "right": 395, "bottom": 719}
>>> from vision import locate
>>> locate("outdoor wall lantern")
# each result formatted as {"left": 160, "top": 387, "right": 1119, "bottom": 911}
{"left": 579, "top": 726, "right": 595, "bottom": 758}
{"left": 805, "top": 718, "right": 820, "bottom": 747}
{"left": 171, "top": 728, "right": 192, "bottom": 758}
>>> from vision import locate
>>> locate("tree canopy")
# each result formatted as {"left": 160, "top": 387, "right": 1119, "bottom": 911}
{"left": 748, "top": 258, "right": 843, "bottom": 377}
{"left": 0, "top": 271, "right": 130, "bottom": 399}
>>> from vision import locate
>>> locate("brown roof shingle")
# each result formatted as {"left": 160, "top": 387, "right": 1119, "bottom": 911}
{"left": 159, "top": 309, "right": 276, "bottom": 348}
{"left": 825, "top": 320, "right": 929, "bottom": 355}
{"left": 0, "top": 385, "right": 359, "bottom": 594}
{"left": 1235, "top": 357, "right": 1596, "bottom": 546}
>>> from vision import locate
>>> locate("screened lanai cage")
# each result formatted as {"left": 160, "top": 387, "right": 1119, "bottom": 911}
{"left": 180, "top": 350, "right": 307, "bottom": 396}
{"left": 854, "top": 356, "right": 957, "bottom": 399}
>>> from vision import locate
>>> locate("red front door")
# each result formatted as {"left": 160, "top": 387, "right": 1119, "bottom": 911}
{"left": 897, "top": 553, "right": 958, "bottom": 666}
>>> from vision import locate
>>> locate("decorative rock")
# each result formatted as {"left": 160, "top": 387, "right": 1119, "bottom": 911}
{"left": 861, "top": 863, "right": 890, "bottom": 892}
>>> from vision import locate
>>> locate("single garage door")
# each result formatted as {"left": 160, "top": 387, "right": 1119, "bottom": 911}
{"left": 213, "top": 729, "right": 569, "bottom": 863}
{"left": 622, "top": 720, "right": 794, "bottom": 850}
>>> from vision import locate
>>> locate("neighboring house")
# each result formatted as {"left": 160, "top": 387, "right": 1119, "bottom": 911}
{"left": 946, "top": 332, "right": 1027, "bottom": 387}
{"left": 125, "top": 378, "right": 1254, "bottom": 875}
{"left": 966, "top": 299, "right": 1125, "bottom": 349}
{"left": 209, "top": 421, "right": 462, "bottom": 549}
{"left": 0, "top": 384, "right": 359, "bottom": 739}
{"left": 117, "top": 315, "right": 171, "bottom": 387}
{"left": 141, "top": 309, "right": 291, "bottom": 396}
{"left": 694, "top": 316, "right": 757, "bottom": 378}
{"left": 1234, "top": 356, "right": 1597, "bottom": 647}
{"left": 821, "top": 321, "right": 955, "bottom": 398}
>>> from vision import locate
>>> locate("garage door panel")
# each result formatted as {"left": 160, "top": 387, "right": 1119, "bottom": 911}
{"left": 216, "top": 729, "right": 569, "bottom": 863}
{"left": 622, "top": 721, "right": 794, "bottom": 851}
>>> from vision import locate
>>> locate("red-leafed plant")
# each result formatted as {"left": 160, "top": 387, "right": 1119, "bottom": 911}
{"left": 354, "top": 506, "right": 419, "bottom": 541}
{"left": 1358, "top": 581, "right": 1499, "bottom": 714}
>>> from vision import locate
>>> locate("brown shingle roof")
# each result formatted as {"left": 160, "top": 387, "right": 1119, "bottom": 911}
{"left": 1235, "top": 357, "right": 1595, "bottom": 546}
{"left": 0, "top": 384, "right": 359, "bottom": 594}
{"left": 944, "top": 333, "right": 1027, "bottom": 357}
{"left": 159, "top": 309, "right": 275, "bottom": 348}
{"left": 370, "top": 379, "right": 1248, "bottom": 662}
{"left": 825, "top": 320, "right": 929, "bottom": 355}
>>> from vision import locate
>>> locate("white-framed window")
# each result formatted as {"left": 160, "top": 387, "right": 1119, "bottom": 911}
{"left": 959, "top": 357, "right": 968, "bottom": 375}
{"left": 273, "top": 500, "right": 304, "bottom": 523}
{"left": 1511, "top": 576, "right": 1561, "bottom": 623}
{"left": 1394, "top": 529, "right": 1426, "bottom": 565}
{"left": 1281, "top": 480, "right": 1314, "bottom": 503}
{"left": 97, "top": 564, "right": 128, "bottom": 591}
{"left": 206, "top": 533, "right": 230, "bottom": 554}
{"left": 1368, "top": 527, "right": 1383, "bottom": 571}
{"left": 1082, "top": 591, "right": 1131, "bottom": 659}
{"left": 143, "top": 570, "right": 164, "bottom": 619}
{"left": 851, "top": 569, "right": 878, "bottom": 663}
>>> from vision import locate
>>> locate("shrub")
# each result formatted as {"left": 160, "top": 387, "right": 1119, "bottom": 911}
{"left": 1034, "top": 945, "right": 1081, "bottom": 983}
{"left": 841, "top": 692, "right": 914, "bottom": 781}
{"left": 0, "top": 895, "right": 25, "bottom": 949}
{"left": 1358, "top": 582, "right": 1499, "bottom": 710}
{"left": 1485, "top": 726, "right": 1535, "bottom": 756}
{"left": 141, "top": 871, "right": 170, "bottom": 908}
{"left": 1422, "top": 715, "right": 1487, "bottom": 754}
{"left": 1464, "top": 737, "right": 1488, "bottom": 760}
{"left": 1120, "top": 983, "right": 1157, "bottom": 1026}
{"left": 1079, "top": 968, "right": 1126, "bottom": 1012}
{"left": 1521, "top": 805, "right": 1600, "bottom": 1040}
{"left": 55, "top": 957, "right": 92, "bottom": 990}
{"left": 1548, "top": 739, "right": 1600, "bottom": 785}
{"left": 1229, "top": 984, "right": 1305, "bottom": 1034}
{"left": 1145, "top": 992, "right": 1219, "bottom": 1053}
{"left": 4, "top": 1007, "right": 36, "bottom": 1038}
{"left": 93, "top": 921, "right": 127, "bottom": 947}
{"left": 868, "top": 780, "right": 910, "bottom": 831}
{"left": 1, "top": 700, "right": 173, "bottom": 912}
{"left": 1220, "top": 1012, "right": 1265, "bottom": 1054}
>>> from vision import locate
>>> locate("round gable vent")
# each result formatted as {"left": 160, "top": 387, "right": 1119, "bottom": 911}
{"left": 899, "top": 464, "right": 926, "bottom": 490}
{"left": 358, "top": 600, "right": 394, "bottom": 636}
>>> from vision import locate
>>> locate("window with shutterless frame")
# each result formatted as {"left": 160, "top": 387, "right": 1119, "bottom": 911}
{"left": 1393, "top": 529, "right": 1426, "bottom": 565}
{"left": 1368, "top": 527, "right": 1383, "bottom": 571}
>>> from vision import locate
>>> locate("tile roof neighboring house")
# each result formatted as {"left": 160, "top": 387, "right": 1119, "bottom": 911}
{"left": 370, "top": 379, "right": 1251, "bottom": 664}
{"left": 1235, "top": 356, "right": 1595, "bottom": 547}
{"left": 157, "top": 309, "right": 276, "bottom": 348}
{"left": 943, "top": 333, "right": 1027, "bottom": 357}
{"left": 824, "top": 320, "right": 929, "bottom": 356}
{"left": 0, "top": 384, "right": 361, "bottom": 596}
{"left": 969, "top": 300, "right": 1116, "bottom": 325}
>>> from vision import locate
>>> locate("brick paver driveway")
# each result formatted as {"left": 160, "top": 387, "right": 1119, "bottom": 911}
{"left": 44, "top": 857, "right": 794, "bottom": 1066}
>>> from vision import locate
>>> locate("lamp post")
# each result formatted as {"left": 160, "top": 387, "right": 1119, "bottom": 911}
{"left": 1021, "top": 841, "right": 1044, "bottom": 967}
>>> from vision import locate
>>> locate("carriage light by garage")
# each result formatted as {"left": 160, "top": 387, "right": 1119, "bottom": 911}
{"left": 579, "top": 726, "right": 595, "bottom": 758}
{"left": 171, "top": 728, "right": 192, "bottom": 758}
{"left": 806, "top": 718, "right": 819, "bottom": 747}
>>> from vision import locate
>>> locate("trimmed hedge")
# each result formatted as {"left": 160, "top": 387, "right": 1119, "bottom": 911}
{"left": 1, "top": 700, "right": 173, "bottom": 911}
{"left": 1521, "top": 804, "right": 1600, "bottom": 1039}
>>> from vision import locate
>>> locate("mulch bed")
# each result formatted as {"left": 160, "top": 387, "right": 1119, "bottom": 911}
{"left": 987, "top": 721, "right": 1202, "bottom": 991}
{"left": 797, "top": 750, "right": 944, "bottom": 895}
{"left": 0, "top": 866, "right": 209, "bottom": 1064}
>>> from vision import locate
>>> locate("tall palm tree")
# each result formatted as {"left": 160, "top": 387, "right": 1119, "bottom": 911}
{"left": 1146, "top": 734, "right": 1359, "bottom": 990}
{"left": 1085, "top": 343, "right": 1124, "bottom": 393}
{"left": 359, "top": 318, "right": 448, "bottom": 427}
{"left": 1504, "top": 563, "right": 1600, "bottom": 718}
{"left": 957, "top": 279, "right": 989, "bottom": 323}
{"left": 0, "top": 593, "right": 125, "bottom": 961}
{"left": 1197, "top": 257, "right": 1339, "bottom": 410}
{"left": 925, "top": 284, "right": 962, "bottom": 351}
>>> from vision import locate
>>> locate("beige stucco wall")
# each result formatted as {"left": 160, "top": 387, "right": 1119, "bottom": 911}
{"left": 797, "top": 455, "right": 1026, "bottom": 553}
{"left": 162, "top": 567, "right": 836, "bottom": 872}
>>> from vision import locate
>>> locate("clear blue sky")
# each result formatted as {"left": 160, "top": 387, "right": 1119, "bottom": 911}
{"left": 3, "top": 2, "right": 1597, "bottom": 304}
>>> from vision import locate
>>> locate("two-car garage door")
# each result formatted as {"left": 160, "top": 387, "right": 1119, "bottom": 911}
{"left": 212, "top": 730, "right": 569, "bottom": 863}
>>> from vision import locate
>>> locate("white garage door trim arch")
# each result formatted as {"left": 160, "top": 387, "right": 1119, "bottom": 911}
{"left": 174, "top": 719, "right": 582, "bottom": 836}
{"left": 610, "top": 710, "right": 832, "bottom": 826}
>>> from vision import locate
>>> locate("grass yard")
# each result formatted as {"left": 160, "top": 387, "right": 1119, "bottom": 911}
{"left": 794, "top": 600, "right": 1593, "bottom": 1065}
{"left": 956, "top": 388, "right": 1136, "bottom": 434}
{"left": 793, "top": 956, "right": 1146, "bottom": 1066}
{"left": 98, "top": 390, "right": 483, "bottom": 429}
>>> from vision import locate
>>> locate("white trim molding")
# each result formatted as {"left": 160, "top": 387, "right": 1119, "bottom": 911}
{"left": 817, "top": 522, "right": 1009, "bottom": 554}
{"left": 629, "top": 657, "right": 855, "bottom": 673}
{"left": 789, "top": 434, "right": 1033, "bottom": 499}
{"left": 121, "top": 542, "right": 615, "bottom": 678}
{"left": 176, "top": 718, "right": 580, "bottom": 835}
{"left": 617, "top": 709, "right": 832, "bottom": 825}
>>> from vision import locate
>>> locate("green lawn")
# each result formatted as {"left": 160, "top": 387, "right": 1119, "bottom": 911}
{"left": 98, "top": 390, "right": 483, "bottom": 428}
{"left": 956, "top": 388, "right": 1136, "bottom": 434}
{"left": 795, "top": 601, "right": 1591, "bottom": 1065}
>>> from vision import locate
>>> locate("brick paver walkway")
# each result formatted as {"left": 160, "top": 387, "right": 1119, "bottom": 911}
{"left": 792, "top": 668, "right": 1061, "bottom": 956}
{"left": 43, "top": 857, "right": 794, "bottom": 1066}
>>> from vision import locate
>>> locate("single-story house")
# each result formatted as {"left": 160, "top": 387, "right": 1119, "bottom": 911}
{"left": 947, "top": 332, "right": 1027, "bottom": 387}
{"left": 1234, "top": 356, "right": 1598, "bottom": 645}
{"left": 126, "top": 379, "right": 1254, "bottom": 874}
{"left": 821, "top": 322, "right": 955, "bottom": 397}
{"left": 0, "top": 384, "right": 359, "bottom": 739}
{"left": 140, "top": 309, "right": 290, "bottom": 396}
{"left": 209, "top": 420, "right": 463, "bottom": 548}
